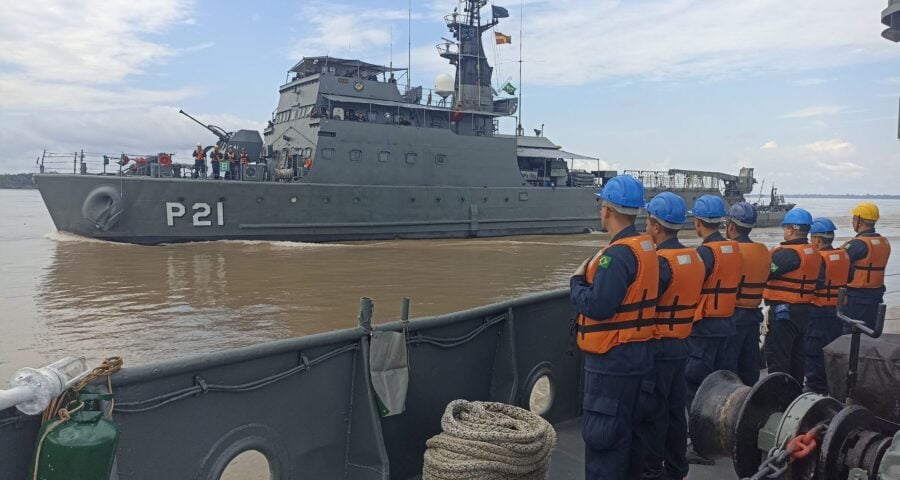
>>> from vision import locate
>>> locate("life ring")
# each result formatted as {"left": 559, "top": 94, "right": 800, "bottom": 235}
{"left": 159, "top": 153, "right": 172, "bottom": 166}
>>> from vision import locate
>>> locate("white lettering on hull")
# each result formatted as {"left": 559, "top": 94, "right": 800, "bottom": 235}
{"left": 166, "top": 202, "right": 224, "bottom": 227}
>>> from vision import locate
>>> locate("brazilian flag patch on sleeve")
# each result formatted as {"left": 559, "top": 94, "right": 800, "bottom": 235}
{"left": 770, "top": 262, "right": 779, "bottom": 273}
{"left": 598, "top": 255, "right": 612, "bottom": 269}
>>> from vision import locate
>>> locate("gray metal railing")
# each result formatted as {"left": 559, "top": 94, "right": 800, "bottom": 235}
{"left": 0, "top": 289, "right": 581, "bottom": 480}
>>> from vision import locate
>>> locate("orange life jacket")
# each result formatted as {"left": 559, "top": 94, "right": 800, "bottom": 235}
{"left": 735, "top": 242, "right": 772, "bottom": 309}
{"left": 763, "top": 244, "right": 820, "bottom": 304}
{"left": 240, "top": 153, "right": 249, "bottom": 165}
{"left": 577, "top": 235, "right": 659, "bottom": 355}
{"left": 304, "top": 157, "right": 313, "bottom": 169}
{"left": 695, "top": 240, "right": 742, "bottom": 319}
{"left": 225, "top": 152, "right": 235, "bottom": 163}
{"left": 845, "top": 235, "right": 891, "bottom": 289}
{"left": 654, "top": 248, "right": 704, "bottom": 339}
{"left": 193, "top": 149, "right": 205, "bottom": 161}
{"left": 811, "top": 248, "right": 851, "bottom": 308}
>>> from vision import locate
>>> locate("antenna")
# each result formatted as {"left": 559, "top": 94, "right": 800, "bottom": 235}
{"left": 407, "top": 0, "right": 412, "bottom": 91}
{"left": 517, "top": 0, "right": 524, "bottom": 136}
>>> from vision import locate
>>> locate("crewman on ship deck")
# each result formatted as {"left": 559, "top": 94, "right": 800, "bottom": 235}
{"left": 763, "top": 208, "right": 820, "bottom": 385}
{"left": 640, "top": 192, "right": 703, "bottom": 480}
{"left": 192, "top": 144, "right": 206, "bottom": 179}
{"left": 842, "top": 202, "right": 891, "bottom": 330}
{"left": 723, "top": 202, "right": 771, "bottom": 386}
{"left": 684, "top": 195, "right": 742, "bottom": 465}
{"left": 804, "top": 217, "right": 850, "bottom": 394}
{"left": 210, "top": 145, "right": 223, "bottom": 180}
{"left": 570, "top": 175, "right": 658, "bottom": 480}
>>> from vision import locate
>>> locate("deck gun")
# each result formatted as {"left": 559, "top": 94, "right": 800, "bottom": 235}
{"left": 178, "top": 109, "right": 264, "bottom": 162}
{"left": 179, "top": 109, "right": 231, "bottom": 149}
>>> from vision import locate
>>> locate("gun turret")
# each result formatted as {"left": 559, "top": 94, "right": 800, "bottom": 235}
{"left": 179, "top": 109, "right": 231, "bottom": 146}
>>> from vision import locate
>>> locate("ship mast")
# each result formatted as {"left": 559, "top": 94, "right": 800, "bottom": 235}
{"left": 440, "top": 0, "right": 497, "bottom": 112}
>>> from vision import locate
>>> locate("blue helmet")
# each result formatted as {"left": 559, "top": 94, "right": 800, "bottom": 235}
{"left": 782, "top": 208, "right": 813, "bottom": 227}
{"left": 645, "top": 192, "right": 687, "bottom": 229}
{"left": 810, "top": 217, "right": 837, "bottom": 236}
{"left": 690, "top": 195, "right": 728, "bottom": 222}
{"left": 596, "top": 175, "right": 645, "bottom": 210}
{"left": 727, "top": 202, "right": 758, "bottom": 228}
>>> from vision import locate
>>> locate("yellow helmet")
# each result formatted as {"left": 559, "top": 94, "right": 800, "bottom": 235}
{"left": 851, "top": 202, "right": 880, "bottom": 222}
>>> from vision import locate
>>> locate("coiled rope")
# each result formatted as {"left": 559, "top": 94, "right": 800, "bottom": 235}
{"left": 423, "top": 400, "right": 557, "bottom": 480}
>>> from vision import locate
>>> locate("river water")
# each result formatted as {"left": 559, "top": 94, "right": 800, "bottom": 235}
{"left": 1, "top": 189, "right": 899, "bottom": 381}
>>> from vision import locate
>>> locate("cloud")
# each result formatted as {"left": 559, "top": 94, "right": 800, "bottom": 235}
{"left": 814, "top": 160, "right": 865, "bottom": 174}
{"left": 760, "top": 141, "right": 779, "bottom": 150}
{"left": 781, "top": 105, "right": 847, "bottom": 118}
{"left": 801, "top": 139, "right": 855, "bottom": 154}
{"left": 288, "top": 3, "right": 425, "bottom": 60}
{"left": 791, "top": 78, "right": 833, "bottom": 86}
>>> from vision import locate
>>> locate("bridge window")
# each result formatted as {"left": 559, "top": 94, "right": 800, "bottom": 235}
{"left": 322, "top": 148, "right": 334, "bottom": 160}
{"left": 378, "top": 151, "right": 390, "bottom": 163}
{"left": 405, "top": 153, "right": 417, "bottom": 164}
{"left": 349, "top": 149, "right": 362, "bottom": 162}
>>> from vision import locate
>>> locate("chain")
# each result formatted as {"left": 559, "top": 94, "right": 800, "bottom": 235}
{"left": 742, "top": 423, "right": 828, "bottom": 480}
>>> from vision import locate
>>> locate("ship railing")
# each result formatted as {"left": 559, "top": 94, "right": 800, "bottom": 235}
{"left": 0, "top": 290, "right": 582, "bottom": 479}
{"left": 402, "top": 86, "right": 455, "bottom": 109}
{"left": 35, "top": 150, "right": 175, "bottom": 177}
{"left": 623, "top": 169, "right": 723, "bottom": 191}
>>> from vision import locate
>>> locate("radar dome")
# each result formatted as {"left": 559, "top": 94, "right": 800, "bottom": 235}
{"left": 434, "top": 74, "right": 454, "bottom": 98}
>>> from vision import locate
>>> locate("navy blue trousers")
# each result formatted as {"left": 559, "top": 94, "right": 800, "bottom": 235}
{"left": 724, "top": 322, "right": 761, "bottom": 386}
{"left": 583, "top": 370, "right": 644, "bottom": 479}
{"left": 842, "top": 292, "right": 883, "bottom": 332}
{"left": 640, "top": 357, "right": 688, "bottom": 480}
{"left": 685, "top": 336, "right": 732, "bottom": 409}
{"left": 804, "top": 307, "right": 843, "bottom": 393}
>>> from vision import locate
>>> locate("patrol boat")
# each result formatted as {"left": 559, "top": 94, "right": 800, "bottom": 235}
{"left": 33, "top": 0, "right": 776, "bottom": 245}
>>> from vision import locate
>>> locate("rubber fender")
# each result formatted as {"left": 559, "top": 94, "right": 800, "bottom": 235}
{"left": 82, "top": 185, "right": 122, "bottom": 230}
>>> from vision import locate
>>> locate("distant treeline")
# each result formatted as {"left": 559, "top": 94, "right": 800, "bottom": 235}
{"left": 0, "top": 173, "right": 35, "bottom": 189}
{"left": 785, "top": 194, "right": 900, "bottom": 200}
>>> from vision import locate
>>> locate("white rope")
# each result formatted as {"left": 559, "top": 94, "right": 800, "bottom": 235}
{"left": 423, "top": 400, "right": 557, "bottom": 480}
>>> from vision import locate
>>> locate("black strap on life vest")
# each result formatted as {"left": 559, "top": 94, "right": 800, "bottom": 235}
{"left": 702, "top": 279, "right": 739, "bottom": 309}
{"left": 578, "top": 289, "right": 656, "bottom": 334}
{"left": 737, "top": 276, "right": 766, "bottom": 300}
{"left": 655, "top": 295, "right": 697, "bottom": 330}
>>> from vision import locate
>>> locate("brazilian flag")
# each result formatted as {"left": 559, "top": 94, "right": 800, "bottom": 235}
{"left": 502, "top": 81, "right": 517, "bottom": 95}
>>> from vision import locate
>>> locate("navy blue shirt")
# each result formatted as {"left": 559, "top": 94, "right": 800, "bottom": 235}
{"left": 693, "top": 231, "right": 735, "bottom": 337}
{"left": 732, "top": 233, "right": 764, "bottom": 326}
{"left": 654, "top": 236, "right": 691, "bottom": 360}
{"left": 843, "top": 229, "right": 886, "bottom": 296}
{"left": 570, "top": 224, "right": 653, "bottom": 375}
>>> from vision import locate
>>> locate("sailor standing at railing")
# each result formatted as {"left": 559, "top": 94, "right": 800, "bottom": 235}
{"left": 192, "top": 144, "right": 206, "bottom": 179}
{"left": 570, "top": 175, "right": 658, "bottom": 480}
{"left": 210, "top": 145, "right": 222, "bottom": 180}
{"left": 842, "top": 202, "right": 892, "bottom": 331}
{"left": 224, "top": 146, "right": 236, "bottom": 180}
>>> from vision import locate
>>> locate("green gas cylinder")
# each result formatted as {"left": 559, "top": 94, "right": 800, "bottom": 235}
{"left": 30, "top": 392, "right": 119, "bottom": 480}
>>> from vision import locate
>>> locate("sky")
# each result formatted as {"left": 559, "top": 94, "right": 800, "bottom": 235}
{"left": 1, "top": 0, "right": 899, "bottom": 194}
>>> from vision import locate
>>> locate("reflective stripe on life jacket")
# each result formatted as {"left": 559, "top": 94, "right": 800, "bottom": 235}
{"left": 735, "top": 242, "right": 771, "bottom": 309}
{"left": 764, "top": 244, "right": 821, "bottom": 304}
{"left": 695, "top": 240, "right": 742, "bottom": 319}
{"left": 845, "top": 235, "right": 891, "bottom": 289}
{"left": 654, "top": 248, "right": 704, "bottom": 339}
{"left": 193, "top": 149, "right": 205, "bottom": 162}
{"left": 577, "top": 235, "right": 659, "bottom": 355}
{"left": 811, "top": 248, "right": 850, "bottom": 308}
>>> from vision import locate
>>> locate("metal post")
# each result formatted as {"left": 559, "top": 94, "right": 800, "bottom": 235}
{"left": 400, "top": 297, "right": 410, "bottom": 322}
{"left": 73, "top": 152, "right": 77, "bottom": 174}
{"left": 358, "top": 297, "right": 374, "bottom": 331}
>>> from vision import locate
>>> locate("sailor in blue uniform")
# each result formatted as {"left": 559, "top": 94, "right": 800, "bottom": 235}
{"left": 804, "top": 218, "right": 850, "bottom": 393}
{"left": 571, "top": 175, "right": 658, "bottom": 480}
{"left": 842, "top": 202, "right": 891, "bottom": 330}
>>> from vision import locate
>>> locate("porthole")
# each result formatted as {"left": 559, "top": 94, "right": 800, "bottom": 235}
{"left": 378, "top": 151, "right": 390, "bottom": 163}
{"left": 459, "top": 197, "right": 465, "bottom": 203}
{"left": 290, "top": 197, "right": 297, "bottom": 204}
{"left": 435, "top": 154, "right": 447, "bottom": 165}
{"left": 405, "top": 152, "right": 417, "bottom": 164}
{"left": 528, "top": 375, "right": 554, "bottom": 417}
{"left": 349, "top": 149, "right": 362, "bottom": 162}
{"left": 482, "top": 197, "right": 488, "bottom": 203}
{"left": 504, "top": 197, "right": 510, "bottom": 203}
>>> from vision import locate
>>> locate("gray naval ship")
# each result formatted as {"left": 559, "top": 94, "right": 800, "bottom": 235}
{"left": 34, "top": 0, "right": 781, "bottom": 245}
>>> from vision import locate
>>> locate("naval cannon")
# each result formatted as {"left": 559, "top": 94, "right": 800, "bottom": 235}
{"left": 179, "top": 109, "right": 264, "bottom": 164}
{"left": 690, "top": 289, "right": 900, "bottom": 480}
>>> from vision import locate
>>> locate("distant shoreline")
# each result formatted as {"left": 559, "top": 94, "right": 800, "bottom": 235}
{"left": 784, "top": 194, "right": 900, "bottom": 200}
{"left": 0, "top": 173, "right": 35, "bottom": 189}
